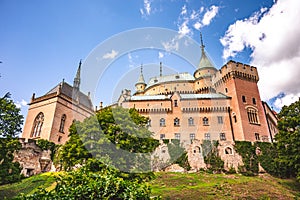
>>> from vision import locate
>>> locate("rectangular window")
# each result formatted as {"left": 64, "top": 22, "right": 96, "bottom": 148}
{"left": 242, "top": 95, "right": 246, "bottom": 103}
{"left": 252, "top": 98, "right": 256, "bottom": 105}
{"left": 204, "top": 133, "right": 210, "bottom": 140}
{"left": 217, "top": 116, "right": 223, "bottom": 124}
{"left": 233, "top": 115, "right": 237, "bottom": 123}
{"left": 174, "top": 100, "right": 178, "bottom": 107}
{"left": 174, "top": 118, "right": 180, "bottom": 126}
{"left": 175, "top": 133, "right": 180, "bottom": 140}
{"left": 188, "top": 117, "right": 194, "bottom": 126}
{"left": 255, "top": 133, "right": 260, "bottom": 141}
{"left": 220, "top": 133, "right": 226, "bottom": 141}
{"left": 190, "top": 133, "right": 195, "bottom": 141}
{"left": 160, "top": 134, "right": 165, "bottom": 140}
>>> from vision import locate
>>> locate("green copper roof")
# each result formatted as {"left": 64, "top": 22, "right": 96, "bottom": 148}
{"left": 198, "top": 47, "right": 215, "bottom": 69}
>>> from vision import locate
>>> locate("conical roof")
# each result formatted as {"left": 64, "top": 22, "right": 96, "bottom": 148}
{"left": 135, "top": 65, "right": 146, "bottom": 85}
{"left": 198, "top": 47, "right": 215, "bottom": 69}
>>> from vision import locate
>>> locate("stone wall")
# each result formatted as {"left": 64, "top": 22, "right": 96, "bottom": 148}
{"left": 13, "top": 138, "right": 52, "bottom": 177}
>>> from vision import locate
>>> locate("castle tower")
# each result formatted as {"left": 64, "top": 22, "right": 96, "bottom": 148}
{"left": 22, "top": 61, "right": 94, "bottom": 144}
{"left": 194, "top": 33, "right": 217, "bottom": 93}
{"left": 213, "top": 61, "right": 270, "bottom": 142}
{"left": 135, "top": 64, "right": 147, "bottom": 94}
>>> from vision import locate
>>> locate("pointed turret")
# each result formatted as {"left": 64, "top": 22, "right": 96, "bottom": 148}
{"left": 135, "top": 64, "right": 147, "bottom": 93}
{"left": 194, "top": 33, "right": 217, "bottom": 79}
{"left": 73, "top": 60, "right": 81, "bottom": 91}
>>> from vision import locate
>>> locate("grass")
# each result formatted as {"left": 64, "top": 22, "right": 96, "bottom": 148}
{"left": 151, "top": 172, "right": 300, "bottom": 199}
{"left": 1, "top": 171, "right": 299, "bottom": 199}
{"left": 0, "top": 172, "right": 57, "bottom": 199}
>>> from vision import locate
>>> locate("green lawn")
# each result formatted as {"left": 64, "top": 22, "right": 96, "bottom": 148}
{"left": 0, "top": 172, "right": 57, "bottom": 200}
{"left": 151, "top": 172, "right": 300, "bottom": 199}
{"left": 1, "top": 171, "right": 299, "bottom": 199}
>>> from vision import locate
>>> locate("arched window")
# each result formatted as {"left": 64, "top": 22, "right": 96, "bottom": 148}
{"left": 225, "top": 147, "right": 233, "bottom": 155}
{"left": 160, "top": 118, "right": 165, "bottom": 127}
{"left": 174, "top": 117, "right": 180, "bottom": 126}
{"left": 188, "top": 117, "right": 194, "bottom": 126}
{"left": 31, "top": 112, "right": 44, "bottom": 138}
{"left": 59, "top": 114, "right": 66, "bottom": 133}
{"left": 247, "top": 107, "right": 259, "bottom": 124}
{"left": 203, "top": 117, "right": 209, "bottom": 125}
{"left": 193, "top": 146, "right": 201, "bottom": 154}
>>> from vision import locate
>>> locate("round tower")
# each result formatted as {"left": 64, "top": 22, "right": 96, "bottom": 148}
{"left": 194, "top": 33, "right": 217, "bottom": 93}
{"left": 135, "top": 65, "right": 147, "bottom": 93}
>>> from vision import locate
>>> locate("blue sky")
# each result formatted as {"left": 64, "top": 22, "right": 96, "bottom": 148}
{"left": 1, "top": 0, "right": 300, "bottom": 119}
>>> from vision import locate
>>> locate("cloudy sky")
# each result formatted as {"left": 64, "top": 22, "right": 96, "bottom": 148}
{"left": 1, "top": 0, "right": 299, "bottom": 119}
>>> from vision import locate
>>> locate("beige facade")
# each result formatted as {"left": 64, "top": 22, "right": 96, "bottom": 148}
{"left": 119, "top": 43, "right": 278, "bottom": 146}
{"left": 22, "top": 62, "right": 94, "bottom": 144}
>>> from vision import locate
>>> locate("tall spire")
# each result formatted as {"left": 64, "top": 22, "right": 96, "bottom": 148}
{"left": 136, "top": 64, "right": 146, "bottom": 84}
{"left": 160, "top": 62, "right": 162, "bottom": 77}
{"left": 197, "top": 33, "right": 215, "bottom": 69}
{"left": 73, "top": 60, "right": 81, "bottom": 91}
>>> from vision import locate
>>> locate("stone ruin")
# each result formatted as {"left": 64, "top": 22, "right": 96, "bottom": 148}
{"left": 13, "top": 138, "right": 52, "bottom": 177}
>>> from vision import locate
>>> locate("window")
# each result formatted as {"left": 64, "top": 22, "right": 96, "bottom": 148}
{"left": 233, "top": 115, "right": 237, "bottom": 123}
{"left": 203, "top": 117, "right": 209, "bottom": 126}
{"left": 174, "top": 100, "right": 178, "bottom": 107}
{"left": 204, "top": 133, "right": 210, "bottom": 140}
{"left": 160, "top": 118, "right": 165, "bottom": 127}
{"left": 174, "top": 117, "right": 180, "bottom": 126}
{"left": 31, "top": 112, "right": 44, "bottom": 138}
{"left": 160, "top": 134, "right": 165, "bottom": 140}
{"left": 174, "top": 133, "right": 180, "bottom": 140}
{"left": 225, "top": 88, "right": 228, "bottom": 93}
{"left": 252, "top": 97, "right": 256, "bottom": 105}
{"left": 225, "top": 147, "right": 233, "bottom": 155}
{"left": 190, "top": 133, "right": 195, "bottom": 141}
{"left": 247, "top": 108, "right": 259, "bottom": 124}
{"left": 58, "top": 136, "right": 62, "bottom": 143}
{"left": 220, "top": 133, "right": 226, "bottom": 141}
{"left": 217, "top": 116, "right": 223, "bottom": 124}
{"left": 193, "top": 146, "right": 201, "bottom": 154}
{"left": 255, "top": 133, "right": 260, "bottom": 141}
{"left": 147, "top": 119, "right": 151, "bottom": 127}
{"left": 242, "top": 95, "right": 246, "bottom": 103}
{"left": 188, "top": 117, "right": 194, "bottom": 126}
{"left": 59, "top": 114, "right": 66, "bottom": 133}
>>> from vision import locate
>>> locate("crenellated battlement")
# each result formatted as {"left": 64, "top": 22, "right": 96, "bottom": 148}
{"left": 213, "top": 60, "right": 259, "bottom": 87}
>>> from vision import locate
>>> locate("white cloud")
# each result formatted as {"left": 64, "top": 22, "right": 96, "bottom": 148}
{"left": 274, "top": 93, "right": 300, "bottom": 110}
{"left": 15, "top": 99, "right": 28, "bottom": 108}
{"left": 102, "top": 50, "right": 118, "bottom": 60}
{"left": 162, "top": 37, "right": 179, "bottom": 52}
{"left": 202, "top": 5, "right": 219, "bottom": 26}
{"left": 158, "top": 51, "right": 164, "bottom": 59}
{"left": 140, "top": 0, "right": 152, "bottom": 17}
{"left": 177, "top": 5, "right": 219, "bottom": 34}
{"left": 220, "top": 0, "right": 300, "bottom": 108}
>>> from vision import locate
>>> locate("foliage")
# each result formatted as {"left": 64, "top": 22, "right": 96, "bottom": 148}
{"left": 275, "top": 99, "right": 300, "bottom": 181}
{"left": 36, "top": 139, "right": 56, "bottom": 160}
{"left": 203, "top": 141, "right": 224, "bottom": 173}
{"left": 17, "top": 159, "right": 161, "bottom": 200}
{"left": 0, "top": 94, "right": 23, "bottom": 185}
{"left": 0, "top": 93, "right": 23, "bottom": 138}
{"left": 234, "top": 141, "right": 258, "bottom": 176}
{"left": 166, "top": 139, "right": 190, "bottom": 170}
{"left": 53, "top": 123, "right": 92, "bottom": 171}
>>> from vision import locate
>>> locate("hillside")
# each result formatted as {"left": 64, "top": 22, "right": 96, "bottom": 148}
{"left": 1, "top": 172, "right": 299, "bottom": 199}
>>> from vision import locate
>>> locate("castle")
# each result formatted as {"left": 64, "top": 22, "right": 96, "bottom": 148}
{"left": 21, "top": 37, "right": 278, "bottom": 171}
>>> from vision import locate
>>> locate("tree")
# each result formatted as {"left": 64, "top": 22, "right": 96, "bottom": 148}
{"left": 0, "top": 94, "right": 24, "bottom": 184}
{"left": 275, "top": 99, "right": 300, "bottom": 181}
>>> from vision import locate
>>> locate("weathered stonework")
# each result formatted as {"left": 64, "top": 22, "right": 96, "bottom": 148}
{"left": 13, "top": 138, "right": 52, "bottom": 177}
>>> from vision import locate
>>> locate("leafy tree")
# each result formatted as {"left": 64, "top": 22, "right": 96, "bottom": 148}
{"left": 36, "top": 139, "right": 56, "bottom": 160}
{"left": 204, "top": 141, "right": 224, "bottom": 173}
{"left": 0, "top": 93, "right": 23, "bottom": 184}
{"left": 53, "top": 122, "right": 92, "bottom": 171}
{"left": 275, "top": 99, "right": 300, "bottom": 181}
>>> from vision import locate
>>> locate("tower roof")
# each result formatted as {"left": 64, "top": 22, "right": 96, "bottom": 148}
{"left": 73, "top": 60, "right": 81, "bottom": 90}
{"left": 197, "top": 33, "right": 215, "bottom": 69}
{"left": 135, "top": 65, "right": 146, "bottom": 85}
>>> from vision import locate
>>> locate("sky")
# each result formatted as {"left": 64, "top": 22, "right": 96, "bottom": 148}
{"left": 1, "top": 0, "right": 300, "bottom": 120}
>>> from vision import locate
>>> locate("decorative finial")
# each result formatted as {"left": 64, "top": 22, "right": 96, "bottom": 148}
{"left": 200, "top": 32, "right": 205, "bottom": 51}
{"left": 79, "top": 59, "right": 82, "bottom": 67}
{"left": 160, "top": 62, "right": 162, "bottom": 77}
{"left": 140, "top": 64, "right": 143, "bottom": 74}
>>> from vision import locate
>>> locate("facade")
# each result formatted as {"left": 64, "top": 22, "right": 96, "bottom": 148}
{"left": 22, "top": 61, "right": 94, "bottom": 144}
{"left": 119, "top": 41, "right": 278, "bottom": 146}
